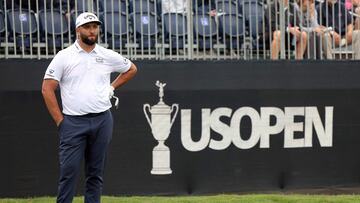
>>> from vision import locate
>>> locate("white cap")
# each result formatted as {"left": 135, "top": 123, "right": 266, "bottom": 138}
{"left": 75, "top": 12, "right": 102, "bottom": 28}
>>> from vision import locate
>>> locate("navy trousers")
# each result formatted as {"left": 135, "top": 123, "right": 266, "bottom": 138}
{"left": 56, "top": 110, "right": 113, "bottom": 203}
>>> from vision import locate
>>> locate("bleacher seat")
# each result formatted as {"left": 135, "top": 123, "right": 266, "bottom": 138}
{"left": 130, "top": 0, "right": 156, "bottom": 14}
{"left": 38, "top": 9, "right": 70, "bottom": 48}
{"left": 193, "top": 14, "right": 217, "bottom": 49}
{"left": 131, "top": 12, "right": 158, "bottom": 49}
{"left": 219, "top": 14, "right": 244, "bottom": 49}
{"left": 101, "top": 0, "right": 127, "bottom": 13}
{"left": 239, "top": 0, "right": 264, "bottom": 39}
{"left": 103, "top": 11, "right": 128, "bottom": 48}
{"left": 7, "top": 9, "right": 37, "bottom": 48}
{"left": 163, "top": 13, "right": 187, "bottom": 49}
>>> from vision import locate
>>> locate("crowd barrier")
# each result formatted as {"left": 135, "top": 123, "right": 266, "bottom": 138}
{"left": 1, "top": 59, "right": 360, "bottom": 196}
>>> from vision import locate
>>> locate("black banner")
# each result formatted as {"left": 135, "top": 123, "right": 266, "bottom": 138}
{"left": 0, "top": 59, "right": 360, "bottom": 197}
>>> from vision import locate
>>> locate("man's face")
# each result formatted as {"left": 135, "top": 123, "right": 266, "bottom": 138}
{"left": 77, "top": 22, "right": 99, "bottom": 45}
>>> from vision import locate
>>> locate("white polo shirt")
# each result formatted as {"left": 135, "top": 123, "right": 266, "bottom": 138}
{"left": 44, "top": 41, "right": 132, "bottom": 116}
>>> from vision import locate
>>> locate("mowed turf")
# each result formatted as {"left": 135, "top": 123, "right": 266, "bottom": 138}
{"left": 1, "top": 195, "right": 360, "bottom": 203}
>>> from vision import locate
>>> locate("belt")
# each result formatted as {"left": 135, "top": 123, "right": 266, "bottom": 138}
{"left": 65, "top": 110, "right": 108, "bottom": 118}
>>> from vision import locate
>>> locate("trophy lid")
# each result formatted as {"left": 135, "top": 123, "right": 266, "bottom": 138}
{"left": 150, "top": 102, "right": 172, "bottom": 114}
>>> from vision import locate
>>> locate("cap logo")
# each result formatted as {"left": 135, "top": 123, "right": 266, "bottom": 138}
{"left": 84, "top": 14, "right": 96, "bottom": 20}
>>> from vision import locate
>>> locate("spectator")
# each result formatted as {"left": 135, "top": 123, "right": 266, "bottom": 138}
{"left": 317, "top": 0, "right": 360, "bottom": 59}
{"left": 265, "top": 0, "right": 308, "bottom": 59}
{"left": 345, "top": 0, "right": 360, "bottom": 29}
{"left": 295, "top": 0, "right": 333, "bottom": 59}
{"left": 161, "top": 0, "right": 188, "bottom": 14}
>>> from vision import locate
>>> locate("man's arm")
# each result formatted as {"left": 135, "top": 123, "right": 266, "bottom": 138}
{"left": 111, "top": 63, "right": 138, "bottom": 89}
{"left": 42, "top": 79, "right": 63, "bottom": 127}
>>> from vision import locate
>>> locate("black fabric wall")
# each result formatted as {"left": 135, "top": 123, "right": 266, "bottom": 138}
{"left": 0, "top": 59, "right": 360, "bottom": 197}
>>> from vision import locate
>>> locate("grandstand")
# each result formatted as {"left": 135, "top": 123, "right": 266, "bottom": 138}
{"left": 0, "top": 0, "right": 358, "bottom": 60}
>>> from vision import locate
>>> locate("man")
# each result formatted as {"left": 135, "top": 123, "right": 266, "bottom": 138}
{"left": 317, "top": 0, "right": 360, "bottom": 59}
{"left": 265, "top": 0, "right": 308, "bottom": 59}
{"left": 41, "top": 12, "right": 137, "bottom": 203}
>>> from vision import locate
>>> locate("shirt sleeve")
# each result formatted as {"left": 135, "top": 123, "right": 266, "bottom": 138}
{"left": 346, "top": 8, "right": 352, "bottom": 25}
{"left": 312, "top": 11, "right": 320, "bottom": 28}
{"left": 43, "top": 51, "right": 64, "bottom": 81}
{"left": 108, "top": 50, "right": 132, "bottom": 73}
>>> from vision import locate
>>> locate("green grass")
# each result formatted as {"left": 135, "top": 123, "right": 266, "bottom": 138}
{"left": 1, "top": 195, "right": 360, "bottom": 203}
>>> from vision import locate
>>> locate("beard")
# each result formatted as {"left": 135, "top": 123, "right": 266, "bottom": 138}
{"left": 80, "top": 33, "right": 98, "bottom": 45}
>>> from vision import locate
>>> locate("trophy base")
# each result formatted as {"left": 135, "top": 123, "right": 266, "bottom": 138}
{"left": 151, "top": 146, "right": 172, "bottom": 175}
{"left": 151, "top": 168, "right": 172, "bottom": 175}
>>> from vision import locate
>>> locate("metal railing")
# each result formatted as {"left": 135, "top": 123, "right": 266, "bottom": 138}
{"left": 0, "top": 0, "right": 359, "bottom": 60}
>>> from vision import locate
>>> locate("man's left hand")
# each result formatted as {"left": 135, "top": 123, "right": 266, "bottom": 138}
{"left": 108, "top": 85, "right": 114, "bottom": 99}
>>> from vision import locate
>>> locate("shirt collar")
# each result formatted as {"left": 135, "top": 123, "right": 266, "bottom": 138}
{"left": 74, "top": 40, "right": 99, "bottom": 54}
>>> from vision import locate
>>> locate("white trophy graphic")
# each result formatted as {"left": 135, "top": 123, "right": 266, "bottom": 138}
{"left": 143, "top": 81, "right": 179, "bottom": 175}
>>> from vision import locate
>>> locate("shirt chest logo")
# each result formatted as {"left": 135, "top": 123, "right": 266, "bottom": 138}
{"left": 95, "top": 57, "right": 104, "bottom": 63}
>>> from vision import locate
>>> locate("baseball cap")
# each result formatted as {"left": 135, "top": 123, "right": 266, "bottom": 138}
{"left": 75, "top": 12, "right": 102, "bottom": 28}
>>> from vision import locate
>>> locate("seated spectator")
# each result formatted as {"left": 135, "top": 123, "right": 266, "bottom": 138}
{"left": 317, "top": 0, "right": 360, "bottom": 59}
{"left": 345, "top": 0, "right": 360, "bottom": 29}
{"left": 162, "top": 0, "right": 188, "bottom": 14}
{"left": 295, "top": 0, "right": 333, "bottom": 59}
{"left": 265, "top": 0, "right": 308, "bottom": 60}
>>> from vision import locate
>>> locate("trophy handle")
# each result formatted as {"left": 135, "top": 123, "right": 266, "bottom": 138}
{"left": 170, "top": 104, "right": 179, "bottom": 128}
{"left": 143, "top": 104, "right": 152, "bottom": 128}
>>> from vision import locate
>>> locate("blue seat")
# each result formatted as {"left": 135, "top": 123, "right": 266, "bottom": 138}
{"left": 103, "top": 11, "right": 128, "bottom": 48}
{"left": 193, "top": 14, "right": 217, "bottom": 49}
{"left": 239, "top": 0, "right": 264, "bottom": 38}
{"left": 7, "top": 9, "right": 37, "bottom": 48}
{"left": 218, "top": 14, "right": 244, "bottom": 49}
{"left": 130, "top": 0, "right": 156, "bottom": 14}
{"left": 163, "top": 13, "right": 187, "bottom": 49}
{"left": 131, "top": 12, "right": 158, "bottom": 48}
{"left": 100, "top": 0, "right": 127, "bottom": 13}
{"left": 38, "top": 9, "right": 70, "bottom": 48}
